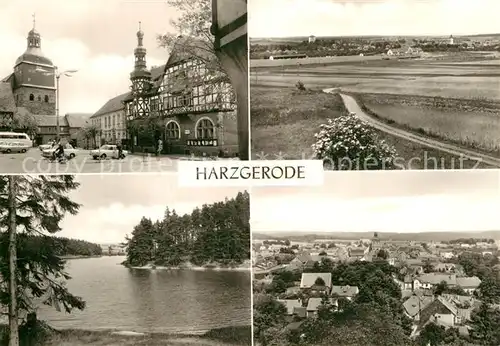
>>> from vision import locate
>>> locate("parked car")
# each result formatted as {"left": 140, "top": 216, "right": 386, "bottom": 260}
{"left": 349, "top": 112, "right": 356, "bottom": 116}
{"left": 0, "top": 141, "right": 30, "bottom": 153}
{"left": 39, "top": 141, "right": 56, "bottom": 151}
{"left": 90, "top": 145, "right": 128, "bottom": 160}
{"left": 42, "top": 143, "right": 79, "bottom": 159}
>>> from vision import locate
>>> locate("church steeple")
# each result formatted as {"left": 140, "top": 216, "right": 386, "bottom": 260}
{"left": 27, "top": 13, "right": 41, "bottom": 49}
{"left": 129, "top": 21, "right": 151, "bottom": 119}
{"left": 134, "top": 21, "right": 148, "bottom": 72}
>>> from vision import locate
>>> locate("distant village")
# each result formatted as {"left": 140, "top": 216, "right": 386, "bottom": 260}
{"left": 253, "top": 233, "right": 500, "bottom": 340}
{"left": 101, "top": 244, "right": 126, "bottom": 256}
{"left": 250, "top": 35, "right": 500, "bottom": 60}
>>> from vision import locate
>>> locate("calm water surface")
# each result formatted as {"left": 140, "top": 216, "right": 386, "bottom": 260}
{"left": 39, "top": 256, "right": 251, "bottom": 333}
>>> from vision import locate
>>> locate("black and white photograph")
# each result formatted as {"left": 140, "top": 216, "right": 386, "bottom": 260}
{"left": 252, "top": 171, "right": 500, "bottom": 345}
{"left": 249, "top": 0, "right": 500, "bottom": 170}
{"left": 0, "top": 0, "right": 248, "bottom": 174}
{"left": 0, "top": 175, "right": 251, "bottom": 345}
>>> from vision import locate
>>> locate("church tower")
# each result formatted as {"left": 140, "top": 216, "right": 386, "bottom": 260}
{"left": 129, "top": 22, "right": 151, "bottom": 119}
{"left": 12, "top": 15, "right": 56, "bottom": 116}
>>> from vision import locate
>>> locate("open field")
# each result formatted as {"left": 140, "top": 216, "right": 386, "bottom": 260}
{"left": 250, "top": 52, "right": 500, "bottom": 165}
{"left": 250, "top": 86, "right": 490, "bottom": 169}
{"left": 250, "top": 51, "right": 500, "bottom": 68}
{"left": 251, "top": 55, "right": 385, "bottom": 68}
{"left": 355, "top": 93, "right": 500, "bottom": 154}
{"left": 251, "top": 54, "right": 500, "bottom": 100}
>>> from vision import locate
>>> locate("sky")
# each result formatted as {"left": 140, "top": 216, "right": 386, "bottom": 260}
{"left": 249, "top": 0, "right": 500, "bottom": 38}
{"left": 0, "top": 0, "right": 176, "bottom": 115}
{"left": 251, "top": 171, "right": 500, "bottom": 234}
{"left": 56, "top": 174, "right": 245, "bottom": 244}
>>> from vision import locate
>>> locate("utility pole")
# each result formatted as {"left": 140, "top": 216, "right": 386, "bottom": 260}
{"left": 56, "top": 67, "right": 60, "bottom": 139}
{"left": 8, "top": 175, "right": 19, "bottom": 346}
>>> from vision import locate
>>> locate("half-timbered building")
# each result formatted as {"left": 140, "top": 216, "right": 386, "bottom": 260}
{"left": 123, "top": 26, "right": 238, "bottom": 156}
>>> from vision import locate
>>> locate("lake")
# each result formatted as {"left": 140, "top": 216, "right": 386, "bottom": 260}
{"left": 38, "top": 256, "right": 251, "bottom": 334}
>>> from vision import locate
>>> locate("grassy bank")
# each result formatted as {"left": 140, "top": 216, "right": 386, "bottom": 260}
{"left": 355, "top": 92, "right": 500, "bottom": 156}
{"left": 250, "top": 86, "right": 487, "bottom": 169}
{"left": 251, "top": 86, "right": 347, "bottom": 159}
{"left": 0, "top": 325, "right": 251, "bottom": 346}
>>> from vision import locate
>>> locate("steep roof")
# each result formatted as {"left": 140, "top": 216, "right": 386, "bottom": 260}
{"left": 66, "top": 113, "right": 92, "bottom": 128}
{"left": 456, "top": 276, "right": 481, "bottom": 289}
{"left": 277, "top": 299, "right": 303, "bottom": 315}
{"left": 306, "top": 298, "right": 335, "bottom": 311}
{"left": 165, "top": 36, "right": 216, "bottom": 68}
{"left": 0, "top": 82, "right": 16, "bottom": 113}
{"left": 300, "top": 272, "right": 332, "bottom": 289}
{"left": 417, "top": 273, "right": 456, "bottom": 285}
{"left": 331, "top": 285, "right": 359, "bottom": 297}
{"left": 403, "top": 295, "right": 434, "bottom": 317}
{"left": 33, "top": 115, "right": 69, "bottom": 127}
{"left": 92, "top": 92, "right": 130, "bottom": 118}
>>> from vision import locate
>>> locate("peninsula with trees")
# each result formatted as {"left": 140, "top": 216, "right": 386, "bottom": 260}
{"left": 122, "top": 191, "right": 250, "bottom": 269}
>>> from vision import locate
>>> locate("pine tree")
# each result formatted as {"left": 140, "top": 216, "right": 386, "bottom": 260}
{"left": 0, "top": 175, "right": 85, "bottom": 344}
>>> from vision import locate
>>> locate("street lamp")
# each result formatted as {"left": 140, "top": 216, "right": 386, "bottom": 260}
{"left": 37, "top": 66, "right": 78, "bottom": 139}
{"left": 55, "top": 67, "right": 78, "bottom": 139}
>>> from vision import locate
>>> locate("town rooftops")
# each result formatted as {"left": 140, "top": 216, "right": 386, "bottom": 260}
{"left": 403, "top": 295, "right": 434, "bottom": 317}
{"left": 349, "top": 247, "right": 366, "bottom": 256}
{"left": 456, "top": 276, "right": 481, "bottom": 289}
{"left": 306, "top": 297, "right": 334, "bottom": 312}
{"left": 417, "top": 273, "right": 456, "bottom": 286}
{"left": 330, "top": 285, "right": 359, "bottom": 297}
{"left": 277, "top": 299, "right": 302, "bottom": 315}
{"left": 300, "top": 272, "right": 332, "bottom": 289}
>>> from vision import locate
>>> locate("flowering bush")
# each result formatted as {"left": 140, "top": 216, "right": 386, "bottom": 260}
{"left": 312, "top": 113, "right": 397, "bottom": 170}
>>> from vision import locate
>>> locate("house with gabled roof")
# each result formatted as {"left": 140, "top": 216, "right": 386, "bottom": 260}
{"left": 300, "top": 273, "right": 332, "bottom": 293}
{"left": 123, "top": 31, "right": 238, "bottom": 156}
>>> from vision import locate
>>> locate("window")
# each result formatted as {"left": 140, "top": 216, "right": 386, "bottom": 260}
{"left": 165, "top": 121, "right": 180, "bottom": 139}
{"left": 44, "top": 95, "right": 49, "bottom": 102}
{"left": 196, "top": 118, "right": 214, "bottom": 139}
{"left": 179, "top": 92, "right": 193, "bottom": 107}
{"left": 37, "top": 95, "right": 41, "bottom": 101}
{"left": 29, "top": 94, "right": 34, "bottom": 101}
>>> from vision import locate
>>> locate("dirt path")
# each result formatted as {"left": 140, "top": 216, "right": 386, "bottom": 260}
{"left": 331, "top": 90, "right": 500, "bottom": 168}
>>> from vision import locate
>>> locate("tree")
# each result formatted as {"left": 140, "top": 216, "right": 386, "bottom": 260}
{"left": 376, "top": 249, "right": 389, "bottom": 260}
{"left": 312, "top": 114, "right": 398, "bottom": 170}
{"left": 476, "top": 274, "right": 500, "bottom": 304}
{"left": 315, "top": 277, "right": 326, "bottom": 286}
{"left": 78, "top": 123, "right": 100, "bottom": 149}
{"left": 469, "top": 303, "right": 500, "bottom": 345}
{"left": 158, "top": 0, "right": 223, "bottom": 76}
{"left": 0, "top": 175, "right": 86, "bottom": 344}
{"left": 124, "top": 191, "right": 250, "bottom": 267}
{"left": 7, "top": 176, "right": 19, "bottom": 346}
{"left": 423, "top": 259, "right": 435, "bottom": 273}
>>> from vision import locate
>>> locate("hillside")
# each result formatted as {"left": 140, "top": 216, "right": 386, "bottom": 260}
{"left": 252, "top": 231, "right": 500, "bottom": 242}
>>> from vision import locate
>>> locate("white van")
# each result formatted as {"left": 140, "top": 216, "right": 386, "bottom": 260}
{"left": 0, "top": 132, "right": 32, "bottom": 153}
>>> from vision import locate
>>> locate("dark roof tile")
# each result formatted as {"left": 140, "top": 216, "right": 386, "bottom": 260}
{"left": 65, "top": 113, "right": 92, "bottom": 128}
{"left": 92, "top": 92, "right": 130, "bottom": 118}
